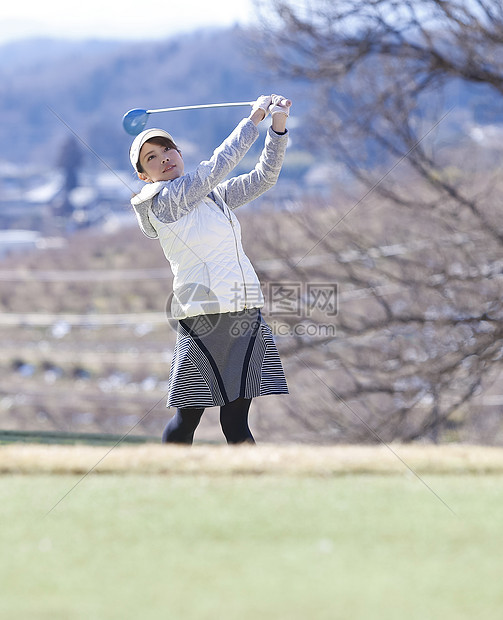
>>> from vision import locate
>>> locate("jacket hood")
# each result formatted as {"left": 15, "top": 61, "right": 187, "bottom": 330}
{"left": 130, "top": 181, "right": 168, "bottom": 239}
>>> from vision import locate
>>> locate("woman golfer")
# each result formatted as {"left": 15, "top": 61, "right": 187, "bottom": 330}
{"left": 129, "top": 94, "right": 290, "bottom": 444}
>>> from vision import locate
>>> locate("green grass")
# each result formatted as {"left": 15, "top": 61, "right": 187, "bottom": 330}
{"left": 0, "top": 429, "right": 157, "bottom": 446}
{"left": 1, "top": 472, "right": 502, "bottom": 619}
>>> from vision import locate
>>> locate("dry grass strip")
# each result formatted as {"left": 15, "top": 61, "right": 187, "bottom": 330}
{"left": 1, "top": 443, "right": 503, "bottom": 476}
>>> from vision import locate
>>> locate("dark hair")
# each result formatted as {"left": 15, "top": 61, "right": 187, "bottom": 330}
{"left": 136, "top": 136, "right": 179, "bottom": 173}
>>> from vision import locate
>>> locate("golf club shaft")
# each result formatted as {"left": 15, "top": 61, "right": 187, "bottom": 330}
{"left": 146, "top": 99, "right": 292, "bottom": 114}
{"left": 146, "top": 102, "right": 254, "bottom": 114}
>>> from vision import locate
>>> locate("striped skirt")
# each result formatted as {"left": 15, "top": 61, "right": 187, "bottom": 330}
{"left": 166, "top": 307, "right": 288, "bottom": 408}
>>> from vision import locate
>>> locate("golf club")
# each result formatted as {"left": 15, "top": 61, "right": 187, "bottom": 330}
{"left": 122, "top": 100, "right": 292, "bottom": 135}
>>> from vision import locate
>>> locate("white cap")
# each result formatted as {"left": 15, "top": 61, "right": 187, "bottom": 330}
{"left": 129, "top": 128, "right": 176, "bottom": 171}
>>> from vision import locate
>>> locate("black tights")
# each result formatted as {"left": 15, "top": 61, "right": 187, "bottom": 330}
{"left": 161, "top": 397, "right": 255, "bottom": 445}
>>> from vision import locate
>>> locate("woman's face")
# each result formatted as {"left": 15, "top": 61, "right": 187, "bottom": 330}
{"left": 138, "top": 142, "right": 184, "bottom": 182}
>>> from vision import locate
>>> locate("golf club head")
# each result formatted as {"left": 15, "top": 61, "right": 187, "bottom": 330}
{"left": 123, "top": 108, "right": 150, "bottom": 135}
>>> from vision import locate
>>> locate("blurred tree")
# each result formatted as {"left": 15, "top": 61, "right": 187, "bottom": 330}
{"left": 255, "top": 0, "right": 503, "bottom": 443}
{"left": 57, "top": 136, "right": 83, "bottom": 193}
{"left": 55, "top": 136, "right": 84, "bottom": 217}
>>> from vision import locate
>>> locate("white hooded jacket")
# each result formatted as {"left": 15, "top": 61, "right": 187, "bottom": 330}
{"left": 130, "top": 118, "right": 288, "bottom": 319}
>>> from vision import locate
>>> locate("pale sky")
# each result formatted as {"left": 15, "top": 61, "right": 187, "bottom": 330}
{"left": 0, "top": 0, "right": 254, "bottom": 43}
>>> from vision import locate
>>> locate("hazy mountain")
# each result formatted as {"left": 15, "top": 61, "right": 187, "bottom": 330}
{"left": 0, "top": 26, "right": 498, "bottom": 179}
{"left": 0, "top": 27, "right": 298, "bottom": 174}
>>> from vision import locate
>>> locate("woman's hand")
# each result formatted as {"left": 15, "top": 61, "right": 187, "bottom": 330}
{"left": 269, "top": 95, "right": 291, "bottom": 134}
{"left": 249, "top": 95, "right": 273, "bottom": 125}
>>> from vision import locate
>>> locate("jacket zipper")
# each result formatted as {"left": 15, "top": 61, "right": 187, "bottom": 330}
{"left": 227, "top": 211, "right": 248, "bottom": 309}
